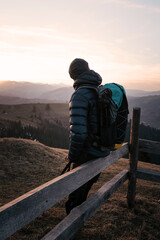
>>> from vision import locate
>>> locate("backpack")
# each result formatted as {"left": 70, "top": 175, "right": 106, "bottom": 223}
{"left": 60, "top": 83, "right": 129, "bottom": 175}
{"left": 79, "top": 83, "right": 129, "bottom": 148}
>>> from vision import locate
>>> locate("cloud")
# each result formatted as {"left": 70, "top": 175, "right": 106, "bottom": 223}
{"left": 0, "top": 26, "right": 116, "bottom": 58}
{"left": 0, "top": 27, "right": 87, "bottom": 44}
{"left": 0, "top": 26, "right": 90, "bottom": 59}
{"left": 104, "top": 0, "right": 160, "bottom": 13}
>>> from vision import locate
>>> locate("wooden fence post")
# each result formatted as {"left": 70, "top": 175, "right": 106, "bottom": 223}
{"left": 127, "top": 107, "right": 141, "bottom": 208}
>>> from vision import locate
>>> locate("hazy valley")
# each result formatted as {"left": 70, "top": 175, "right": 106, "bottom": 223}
{"left": 0, "top": 80, "right": 160, "bottom": 129}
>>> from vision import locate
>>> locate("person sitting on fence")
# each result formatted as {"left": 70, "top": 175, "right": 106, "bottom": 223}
{"left": 65, "top": 58, "right": 110, "bottom": 215}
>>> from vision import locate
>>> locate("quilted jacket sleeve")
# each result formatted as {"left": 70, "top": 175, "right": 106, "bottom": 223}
{"left": 68, "top": 91, "right": 89, "bottom": 163}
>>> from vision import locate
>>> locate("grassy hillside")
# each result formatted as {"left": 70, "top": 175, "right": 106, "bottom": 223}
{"left": 0, "top": 138, "right": 160, "bottom": 240}
{"left": 0, "top": 138, "right": 67, "bottom": 205}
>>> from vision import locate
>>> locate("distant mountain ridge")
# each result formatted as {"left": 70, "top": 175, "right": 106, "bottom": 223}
{"left": 126, "top": 89, "right": 160, "bottom": 97}
{"left": 0, "top": 81, "right": 159, "bottom": 103}
{"left": 0, "top": 81, "right": 70, "bottom": 99}
{"left": 40, "top": 87, "right": 73, "bottom": 102}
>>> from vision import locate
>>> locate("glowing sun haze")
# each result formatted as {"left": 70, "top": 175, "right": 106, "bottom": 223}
{"left": 0, "top": 0, "right": 160, "bottom": 90}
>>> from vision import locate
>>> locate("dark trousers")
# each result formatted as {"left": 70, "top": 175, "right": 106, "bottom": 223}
{"left": 65, "top": 158, "right": 100, "bottom": 215}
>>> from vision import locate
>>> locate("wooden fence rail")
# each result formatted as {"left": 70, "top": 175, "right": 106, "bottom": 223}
{"left": 0, "top": 107, "right": 160, "bottom": 240}
{"left": 137, "top": 168, "right": 160, "bottom": 183}
{"left": 139, "top": 139, "right": 160, "bottom": 155}
{"left": 42, "top": 170, "right": 129, "bottom": 240}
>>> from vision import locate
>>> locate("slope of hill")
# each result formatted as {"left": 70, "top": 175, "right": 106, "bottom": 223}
{"left": 0, "top": 103, "right": 69, "bottom": 128}
{"left": 0, "top": 84, "right": 160, "bottom": 129}
{"left": 0, "top": 95, "right": 61, "bottom": 105}
{"left": 0, "top": 138, "right": 160, "bottom": 240}
{"left": 1, "top": 94, "right": 160, "bottom": 129}
{"left": 0, "top": 138, "right": 67, "bottom": 205}
{"left": 128, "top": 95, "right": 160, "bottom": 128}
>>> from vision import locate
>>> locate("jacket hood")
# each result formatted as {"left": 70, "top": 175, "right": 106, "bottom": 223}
{"left": 73, "top": 70, "right": 102, "bottom": 90}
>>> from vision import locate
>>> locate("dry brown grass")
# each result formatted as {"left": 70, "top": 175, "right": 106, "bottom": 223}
{"left": 0, "top": 137, "right": 67, "bottom": 205}
{"left": 0, "top": 138, "right": 160, "bottom": 240}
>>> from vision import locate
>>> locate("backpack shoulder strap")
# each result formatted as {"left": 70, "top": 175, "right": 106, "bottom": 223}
{"left": 77, "top": 85, "right": 100, "bottom": 98}
{"left": 112, "top": 83, "right": 125, "bottom": 94}
{"left": 77, "top": 85, "right": 98, "bottom": 92}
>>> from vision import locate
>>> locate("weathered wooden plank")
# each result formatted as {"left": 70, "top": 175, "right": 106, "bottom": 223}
{"left": 0, "top": 143, "right": 128, "bottom": 240}
{"left": 139, "top": 139, "right": 160, "bottom": 155}
{"left": 127, "top": 108, "right": 141, "bottom": 208}
{"left": 42, "top": 170, "right": 128, "bottom": 240}
{"left": 137, "top": 168, "right": 160, "bottom": 183}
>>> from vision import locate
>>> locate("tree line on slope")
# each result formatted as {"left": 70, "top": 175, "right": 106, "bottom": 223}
{"left": 0, "top": 119, "right": 69, "bottom": 149}
{"left": 0, "top": 119, "right": 159, "bottom": 164}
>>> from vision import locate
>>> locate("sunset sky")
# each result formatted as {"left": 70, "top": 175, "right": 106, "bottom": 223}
{"left": 0, "top": 0, "right": 160, "bottom": 90}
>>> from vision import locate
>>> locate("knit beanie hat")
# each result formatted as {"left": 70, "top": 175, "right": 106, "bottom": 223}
{"left": 69, "top": 58, "right": 90, "bottom": 80}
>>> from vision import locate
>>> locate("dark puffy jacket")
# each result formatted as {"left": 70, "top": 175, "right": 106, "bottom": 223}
{"left": 68, "top": 70, "right": 110, "bottom": 163}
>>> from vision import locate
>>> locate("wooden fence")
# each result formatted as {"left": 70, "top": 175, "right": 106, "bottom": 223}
{"left": 0, "top": 108, "right": 160, "bottom": 240}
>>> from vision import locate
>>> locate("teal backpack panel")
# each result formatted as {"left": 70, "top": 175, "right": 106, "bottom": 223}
{"left": 103, "top": 83, "right": 126, "bottom": 110}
